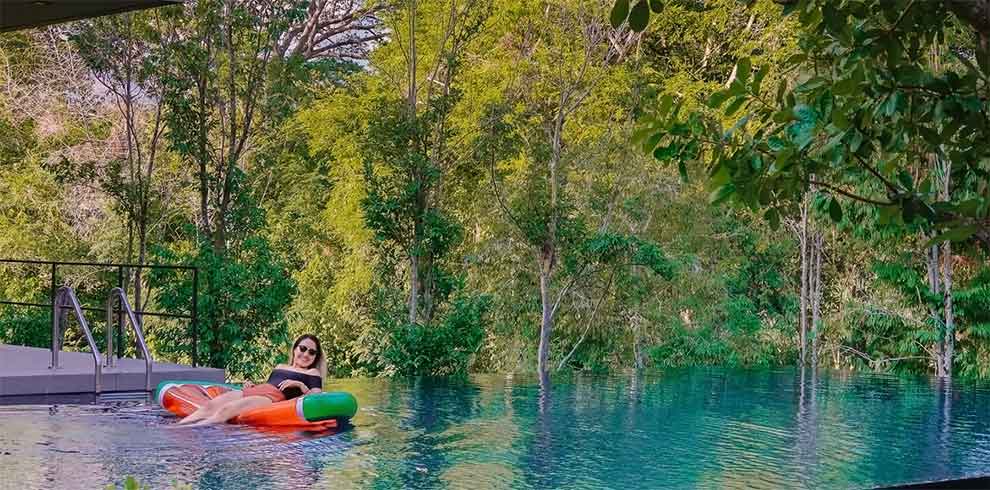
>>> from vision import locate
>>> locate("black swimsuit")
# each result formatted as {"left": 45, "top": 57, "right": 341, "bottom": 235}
{"left": 265, "top": 368, "right": 323, "bottom": 399}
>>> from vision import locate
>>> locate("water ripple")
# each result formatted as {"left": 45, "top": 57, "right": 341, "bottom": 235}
{"left": 1, "top": 369, "right": 989, "bottom": 489}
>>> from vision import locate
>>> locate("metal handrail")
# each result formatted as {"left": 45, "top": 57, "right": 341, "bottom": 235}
{"left": 105, "top": 287, "right": 154, "bottom": 391}
{"left": 0, "top": 258, "right": 200, "bottom": 366}
{"left": 51, "top": 286, "right": 102, "bottom": 394}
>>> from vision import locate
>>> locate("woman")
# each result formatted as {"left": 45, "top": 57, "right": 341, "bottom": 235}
{"left": 177, "top": 334, "right": 326, "bottom": 426}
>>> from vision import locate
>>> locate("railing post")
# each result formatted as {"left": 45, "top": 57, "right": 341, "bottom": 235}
{"left": 50, "top": 263, "right": 56, "bottom": 349}
{"left": 191, "top": 267, "right": 198, "bottom": 367}
{"left": 117, "top": 265, "right": 124, "bottom": 359}
{"left": 50, "top": 288, "right": 60, "bottom": 369}
{"left": 105, "top": 293, "right": 115, "bottom": 368}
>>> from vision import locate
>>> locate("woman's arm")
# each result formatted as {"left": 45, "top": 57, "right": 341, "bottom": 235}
{"left": 277, "top": 379, "right": 310, "bottom": 393}
{"left": 306, "top": 371, "right": 323, "bottom": 394}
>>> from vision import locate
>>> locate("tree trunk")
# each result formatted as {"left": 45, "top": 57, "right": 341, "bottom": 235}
{"left": 406, "top": 0, "right": 420, "bottom": 325}
{"left": 409, "top": 254, "right": 420, "bottom": 324}
{"left": 537, "top": 245, "right": 554, "bottom": 380}
{"left": 537, "top": 105, "right": 563, "bottom": 380}
{"left": 633, "top": 313, "right": 644, "bottom": 369}
{"left": 942, "top": 239, "right": 954, "bottom": 379}
{"left": 798, "top": 198, "right": 809, "bottom": 365}
{"left": 810, "top": 231, "right": 823, "bottom": 367}
{"left": 135, "top": 214, "right": 146, "bottom": 312}
{"left": 939, "top": 153, "right": 954, "bottom": 379}
{"left": 928, "top": 240, "right": 944, "bottom": 376}
{"left": 196, "top": 71, "right": 210, "bottom": 239}
{"left": 422, "top": 254, "right": 434, "bottom": 323}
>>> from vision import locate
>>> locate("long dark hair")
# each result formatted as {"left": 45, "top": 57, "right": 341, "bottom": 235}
{"left": 290, "top": 334, "right": 326, "bottom": 379}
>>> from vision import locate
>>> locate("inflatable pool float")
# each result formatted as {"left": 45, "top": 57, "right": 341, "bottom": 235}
{"left": 155, "top": 380, "right": 358, "bottom": 430}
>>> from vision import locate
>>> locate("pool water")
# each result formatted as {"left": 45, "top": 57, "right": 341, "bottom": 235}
{"left": 1, "top": 368, "right": 989, "bottom": 489}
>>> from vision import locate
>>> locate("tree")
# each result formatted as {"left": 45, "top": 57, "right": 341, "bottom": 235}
{"left": 72, "top": 12, "right": 171, "bottom": 311}
{"left": 274, "top": 0, "right": 389, "bottom": 61}
{"left": 629, "top": 0, "right": 989, "bottom": 376}
{"left": 482, "top": 0, "right": 673, "bottom": 381}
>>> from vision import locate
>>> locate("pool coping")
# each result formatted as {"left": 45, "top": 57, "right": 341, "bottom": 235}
{"left": 0, "top": 343, "right": 224, "bottom": 397}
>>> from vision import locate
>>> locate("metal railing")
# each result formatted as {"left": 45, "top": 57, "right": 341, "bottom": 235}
{"left": 51, "top": 286, "right": 103, "bottom": 394}
{"left": 106, "top": 287, "right": 154, "bottom": 392}
{"left": 0, "top": 258, "right": 199, "bottom": 366}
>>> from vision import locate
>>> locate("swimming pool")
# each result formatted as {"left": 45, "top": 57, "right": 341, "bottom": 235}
{"left": 1, "top": 369, "right": 989, "bottom": 489}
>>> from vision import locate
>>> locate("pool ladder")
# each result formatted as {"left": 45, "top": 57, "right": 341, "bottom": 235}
{"left": 50, "top": 286, "right": 153, "bottom": 394}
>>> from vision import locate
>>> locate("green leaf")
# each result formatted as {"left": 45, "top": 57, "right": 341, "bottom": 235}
{"left": 766, "top": 208, "right": 780, "bottom": 230}
{"left": 709, "top": 184, "right": 736, "bottom": 205}
{"left": 724, "top": 96, "right": 747, "bottom": 117}
{"left": 878, "top": 204, "right": 899, "bottom": 225}
{"left": 882, "top": 92, "right": 904, "bottom": 117}
{"left": 767, "top": 136, "right": 787, "bottom": 151}
{"left": 628, "top": 0, "right": 650, "bottom": 32}
{"left": 677, "top": 159, "right": 689, "bottom": 182}
{"left": 828, "top": 198, "right": 843, "bottom": 223}
{"left": 687, "top": 114, "right": 704, "bottom": 136}
{"left": 832, "top": 77, "right": 859, "bottom": 95}
{"left": 848, "top": 130, "right": 863, "bottom": 152}
{"left": 776, "top": 79, "right": 788, "bottom": 104}
{"left": 772, "top": 108, "right": 794, "bottom": 123}
{"left": 610, "top": 0, "right": 630, "bottom": 28}
{"left": 707, "top": 90, "right": 730, "bottom": 109}
{"left": 641, "top": 131, "right": 663, "bottom": 153}
{"left": 736, "top": 58, "right": 751, "bottom": 83}
{"left": 657, "top": 94, "right": 674, "bottom": 117}
{"left": 788, "top": 104, "right": 818, "bottom": 149}
{"left": 785, "top": 53, "right": 806, "bottom": 66}
{"left": 897, "top": 170, "right": 913, "bottom": 191}
{"left": 956, "top": 198, "right": 983, "bottom": 218}
{"left": 831, "top": 105, "right": 850, "bottom": 129}
{"left": 752, "top": 65, "right": 769, "bottom": 94}
{"left": 774, "top": 147, "right": 795, "bottom": 170}
{"left": 649, "top": 0, "right": 664, "bottom": 13}
{"left": 710, "top": 163, "right": 730, "bottom": 186}
{"left": 925, "top": 225, "right": 979, "bottom": 246}
{"left": 819, "top": 130, "right": 846, "bottom": 155}
{"left": 653, "top": 143, "right": 680, "bottom": 160}
{"left": 782, "top": 0, "right": 801, "bottom": 15}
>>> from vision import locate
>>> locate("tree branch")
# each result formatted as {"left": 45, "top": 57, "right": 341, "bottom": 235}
{"left": 808, "top": 179, "right": 895, "bottom": 206}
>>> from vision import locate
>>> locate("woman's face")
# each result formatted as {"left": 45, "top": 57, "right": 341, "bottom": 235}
{"left": 293, "top": 338, "right": 318, "bottom": 368}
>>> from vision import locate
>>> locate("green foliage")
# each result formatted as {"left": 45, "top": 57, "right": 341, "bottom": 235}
{"left": 9, "top": 0, "right": 990, "bottom": 382}
{"left": 649, "top": 213, "right": 797, "bottom": 368}
{"left": 865, "top": 259, "right": 990, "bottom": 378}
{"left": 644, "top": 0, "right": 990, "bottom": 245}
{"left": 362, "top": 93, "right": 464, "bottom": 267}
{"left": 0, "top": 306, "right": 48, "bottom": 348}
{"left": 150, "top": 234, "right": 296, "bottom": 380}
{"left": 379, "top": 289, "right": 491, "bottom": 376}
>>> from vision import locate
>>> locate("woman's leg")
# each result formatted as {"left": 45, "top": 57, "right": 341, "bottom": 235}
{"left": 189, "top": 396, "right": 273, "bottom": 426}
{"left": 177, "top": 390, "right": 244, "bottom": 425}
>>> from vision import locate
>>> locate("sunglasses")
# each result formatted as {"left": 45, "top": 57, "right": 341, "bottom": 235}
{"left": 297, "top": 345, "right": 318, "bottom": 356}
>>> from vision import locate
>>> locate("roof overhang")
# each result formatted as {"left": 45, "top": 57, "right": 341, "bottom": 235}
{"left": 0, "top": 1, "right": 180, "bottom": 32}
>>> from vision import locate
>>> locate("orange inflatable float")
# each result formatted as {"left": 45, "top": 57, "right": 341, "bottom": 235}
{"left": 156, "top": 380, "right": 358, "bottom": 430}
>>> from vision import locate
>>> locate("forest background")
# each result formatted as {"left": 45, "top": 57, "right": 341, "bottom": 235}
{"left": 1, "top": 0, "right": 988, "bottom": 382}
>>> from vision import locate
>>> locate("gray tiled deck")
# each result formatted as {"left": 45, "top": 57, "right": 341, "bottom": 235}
{"left": 0, "top": 343, "right": 224, "bottom": 396}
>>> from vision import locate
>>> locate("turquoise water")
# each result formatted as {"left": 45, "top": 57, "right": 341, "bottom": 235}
{"left": 1, "top": 368, "right": 989, "bottom": 489}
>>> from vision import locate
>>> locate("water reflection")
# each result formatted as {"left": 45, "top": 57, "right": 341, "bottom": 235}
{"left": 2, "top": 369, "right": 990, "bottom": 489}
{"left": 794, "top": 366, "right": 818, "bottom": 488}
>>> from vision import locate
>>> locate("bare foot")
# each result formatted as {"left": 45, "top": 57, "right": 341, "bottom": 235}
{"left": 187, "top": 417, "right": 222, "bottom": 427}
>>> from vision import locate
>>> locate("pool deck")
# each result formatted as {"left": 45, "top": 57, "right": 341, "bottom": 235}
{"left": 0, "top": 343, "right": 224, "bottom": 396}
